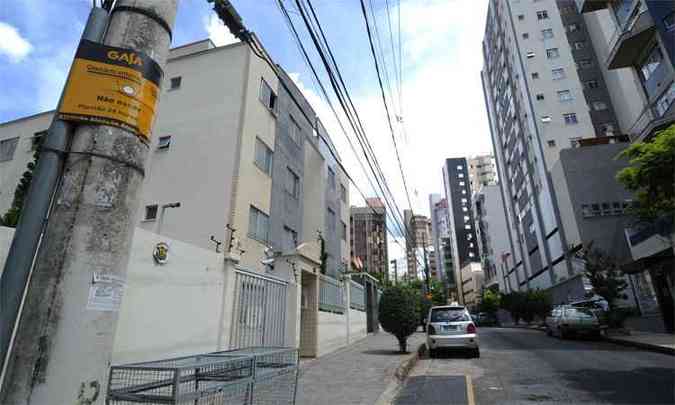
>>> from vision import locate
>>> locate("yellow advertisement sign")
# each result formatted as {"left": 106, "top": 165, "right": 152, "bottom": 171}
{"left": 58, "top": 40, "right": 163, "bottom": 141}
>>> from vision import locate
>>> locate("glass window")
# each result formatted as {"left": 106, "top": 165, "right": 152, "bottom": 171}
{"left": 158, "top": 135, "right": 171, "bottom": 150}
{"left": 527, "top": 51, "right": 536, "bottom": 59}
{"left": 462, "top": 189, "right": 467, "bottom": 195}
{"left": 327, "top": 207, "right": 336, "bottom": 233}
{"left": 518, "top": 14, "right": 525, "bottom": 20}
{"left": 469, "top": 252, "right": 476, "bottom": 258}
{"left": 457, "top": 165, "right": 463, "bottom": 170}
{"left": 536, "top": 10, "right": 549, "bottom": 20}
{"left": 459, "top": 181, "right": 466, "bottom": 186}
{"left": 286, "top": 167, "right": 299, "bottom": 198}
{"left": 523, "top": 32, "right": 530, "bottom": 39}
{"left": 0, "top": 137, "right": 19, "bottom": 162}
{"left": 570, "top": 137, "right": 582, "bottom": 147}
{"left": 283, "top": 226, "right": 297, "bottom": 250}
{"left": 542, "top": 29, "right": 554, "bottom": 39}
{"left": 601, "top": 202, "right": 611, "bottom": 216}
{"left": 254, "top": 138, "right": 273, "bottom": 175}
{"left": 585, "top": 80, "right": 599, "bottom": 89}
{"left": 341, "top": 221, "right": 347, "bottom": 241}
{"left": 558, "top": 90, "right": 573, "bottom": 102}
{"left": 249, "top": 206, "right": 270, "bottom": 243}
{"left": 612, "top": 202, "right": 623, "bottom": 215}
{"left": 462, "top": 207, "right": 469, "bottom": 212}
{"left": 169, "top": 76, "right": 181, "bottom": 90}
{"left": 664, "top": 12, "right": 675, "bottom": 31}
{"left": 144, "top": 204, "right": 158, "bottom": 221}
{"left": 547, "top": 140, "right": 556, "bottom": 147}
{"left": 464, "top": 224, "right": 471, "bottom": 229}
{"left": 340, "top": 184, "right": 347, "bottom": 203}
{"left": 592, "top": 101, "right": 608, "bottom": 111}
{"left": 578, "top": 59, "right": 593, "bottom": 68}
{"left": 32, "top": 131, "right": 47, "bottom": 151}
{"left": 458, "top": 173, "right": 465, "bottom": 178}
{"left": 567, "top": 23, "right": 580, "bottom": 32}
{"left": 536, "top": 94, "right": 545, "bottom": 100}
{"left": 656, "top": 82, "right": 675, "bottom": 116}
{"left": 288, "top": 115, "right": 301, "bottom": 144}
{"left": 546, "top": 48, "right": 560, "bottom": 59}
{"left": 464, "top": 215, "right": 470, "bottom": 222}
{"left": 581, "top": 204, "right": 591, "bottom": 217}
{"left": 601, "top": 123, "right": 615, "bottom": 135}
{"left": 532, "top": 72, "right": 539, "bottom": 79}
{"left": 563, "top": 113, "right": 578, "bottom": 125}
{"left": 552, "top": 68, "right": 566, "bottom": 80}
{"left": 574, "top": 41, "right": 586, "bottom": 50}
{"left": 259, "top": 78, "right": 277, "bottom": 113}
{"left": 541, "top": 116, "right": 552, "bottom": 123}
{"left": 591, "top": 203, "right": 601, "bottom": 216}
{"left": 461, "top": 198, "right": 468, "bottom": 203}
{"left": 327, "top": 166, "right": 336, "bottom": 190}
{"left": 430, "top": 308, "right": 469, "bottom": 322}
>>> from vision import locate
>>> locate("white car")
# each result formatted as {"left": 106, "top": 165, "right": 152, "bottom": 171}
{"left": 426, "top": 305, "right": 479, "bottom": 358}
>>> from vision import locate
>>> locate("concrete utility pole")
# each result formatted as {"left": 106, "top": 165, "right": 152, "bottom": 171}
{"left": 1, "top": 2, "right": 177, "bottom": 404}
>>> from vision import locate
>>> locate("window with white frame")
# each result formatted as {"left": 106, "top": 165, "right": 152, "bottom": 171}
{"left": 158, "top": 135, "right": 171, "bottom": 150}
{"left": 249, "top": 206, "right": 270, "bottom": 243}
{"left": 536, "top": 10, "right": 549, "bottom": 20}
{"left": 541, "top": 115, "right": 552, "bottom": 123}
{"left": 546, "top": 48, "right": 560, "bottom": 59}
{"left": 465, "top": 224, "right": 471, "bottom": 230}
{"left": 552, "top": 68, "right": 565, "bottom": 80}
{"left": 563, "top": 113, "right": 578, "bottom": 125}
{"left": 557, "top": 90, "right": 573, "bottom": 102}
{"left": 259, "top": 78, "right": 277, "bottom": 113}
{"left": 459, "top": 181, "right": 466, "bottom": 186}
{"left": 169, "top": 76, "right": 181, "bottom": 90}
{"left": 527, "top": 51, "right": 536, "bottom": 59}
{"left": 458, "top": 173, "right": 464, "bottom": 178}
{"left": 254, "top": 138, "right": 273, "bottom": 175}
{"left": 0, "top": 137, "right": 19, "bottom": 162}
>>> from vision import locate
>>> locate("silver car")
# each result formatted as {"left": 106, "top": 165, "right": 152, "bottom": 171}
{"left": 426, "top": 305, "right": 479, "bottom": 358}
{"left": 545, "top": 305, "right": 602, "bottom": 339}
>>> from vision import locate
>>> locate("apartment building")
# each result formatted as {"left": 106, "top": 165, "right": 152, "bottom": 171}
{"left": 442, "top": 158, "right": 480, "bottom": 304}
{"left": 467, "top": 154, "right": 498, "bottom": 194}
{"left": 481, "top": 0, "right": 623, "bottom": 302}
{"left": 350, "top": 198, "right": 388, "bottom": 278}
{"left": 0, "top": 39, "right": 351, "bottom": 279}
{"left": 473, "top": 184, "right": 511, "bottom": 293}
{"left": 404, "top": 209, "right": 432, "bottom": 279}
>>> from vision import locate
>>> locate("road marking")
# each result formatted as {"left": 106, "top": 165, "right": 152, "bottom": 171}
{"left": 466, "top": 374, "right": 476, "bottom": 405}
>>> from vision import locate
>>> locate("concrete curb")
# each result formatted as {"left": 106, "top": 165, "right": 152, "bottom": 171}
{"left": 374, "top": 342, "right": 426, "bottom": 405}
{"left": 604, "top": 336, "right": 675, "bottom": 356}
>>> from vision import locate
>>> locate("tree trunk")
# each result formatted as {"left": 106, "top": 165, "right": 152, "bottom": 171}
{"left": 397, "top": 337, "right": 408, "bottom": 353}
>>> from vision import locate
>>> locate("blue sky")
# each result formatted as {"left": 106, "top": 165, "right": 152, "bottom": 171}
{"left": 0, "top": 0, "right": 491, "bottom": 261}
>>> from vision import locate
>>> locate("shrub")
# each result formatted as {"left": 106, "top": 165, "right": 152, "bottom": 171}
{"left": 378, "top": 285, "right": 419, "bottom": 353}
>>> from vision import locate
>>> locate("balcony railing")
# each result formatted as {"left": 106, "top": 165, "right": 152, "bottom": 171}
{"left": 627, "top": 90, "right": 675, "bottom": 142}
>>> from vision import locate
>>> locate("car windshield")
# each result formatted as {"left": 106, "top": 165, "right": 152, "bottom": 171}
{"left": 431, "top": 308, "right": 470, "bottom": 322}
{"left": 566, "top": 308, "right": 595, "bottom": 318}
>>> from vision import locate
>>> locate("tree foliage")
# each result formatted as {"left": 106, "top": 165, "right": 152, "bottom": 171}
{"left": 378, "top": 285, "right": 419, "bottom": 352}
{"left": 1, "top": 136, "right": 42, "bottom": 227}
{"left": 580, "top": 243, "right": 628, "bottom": 311}
{"left": 500, "top": 290, "right": 551, "bottom": 324}
{"left": 479, "top": 289, "right": 501, "bottom": 315}
{"left": 616, "top": 124, "right": 675, "bottom": 221}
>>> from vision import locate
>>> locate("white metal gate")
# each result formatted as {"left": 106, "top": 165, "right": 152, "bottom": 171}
{"left": 230, "top": 268, "right": 288, "bottom": 349}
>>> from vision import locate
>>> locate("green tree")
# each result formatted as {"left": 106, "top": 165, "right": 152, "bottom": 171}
{"left": 580, "top": 244, "right": 628, "bottom": 312}
{"left": 500, "top": 291, "right": 526, "bottom": 324}
{"left": 2, "top": 136, "right": 42, "bottom": 227}
{"left": 378, "top": 285, "right": 419, "bottom": 352}
{"left": 479, "top": 289, "right": 501, "bottom": 315}
{"left": 616, "top": 124, "right": 675, "bottom": 221}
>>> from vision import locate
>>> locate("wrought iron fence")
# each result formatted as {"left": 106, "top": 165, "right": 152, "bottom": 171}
{"left": 319, "top": 274, "right": 345, "bottom": 313}
{"left": 349, "top": 280, "right": 365, "bottom": 311}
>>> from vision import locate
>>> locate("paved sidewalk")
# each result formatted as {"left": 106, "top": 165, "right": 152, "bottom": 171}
{"left": 605, "top": 330, "right": 675, "bottom": 355}
{"left": 296, "top": 332, "right": 426, "bottom": 405}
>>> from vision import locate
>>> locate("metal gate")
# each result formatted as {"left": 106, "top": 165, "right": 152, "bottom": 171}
{"left": 230, "top": 268, "right": 288, "bottom": 349}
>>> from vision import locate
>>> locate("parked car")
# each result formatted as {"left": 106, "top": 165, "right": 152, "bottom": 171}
{"left": 426, "top": 305, "right": 479, "bottom": 358}
{"left": 545, "top": 305, "right": 602, "bottom": 339}
{"left": 476, "top": 312, "right": 498, "bottom": 326}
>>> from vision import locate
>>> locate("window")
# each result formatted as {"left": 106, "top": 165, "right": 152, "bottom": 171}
{"left": 169, "top": 76, "right": 181, "bottom": 90}
{"left": 327, "top": 166, "right": 336, "bottom": 190}
{"left": 536, "top": 94, "right": 545, "bottom": 100}
{"left": 574, "top": 41, "right": 586, "bottom": 50}
{"left": 327, "top": 207, "right": 336, "bottom": 234}
{"left": 518, "top": 14, "right": 525, "bottom": 20}
{"left": 467, "top": 234, "right": 473, "bottom": 240}
{"left": 541, "top": 115, "right": 552, "bottom": 123}
{"left": 563, "top": 113, "right": 578, "bottom": 125}
{"left": 259, "top": 78, "right": 277, "bottom": 113}
{"left": 458, "top": 173, "right": 465, "bottom": 178}
{"left": 557, "top": 90, "right": 573, "bottom": 102}
{"left": 463, "top": 215, "right": 470, "bottom": 222}
{"left": 567, "top": 23, "right": 580, "bottom": 32}
{"left": 601, "top": 123, "right": 615, "bottom": 135}
{"left": 0, "top": 137, "right": 19, "bottom": 162}
{"left": 536, "top": 10, "right": 549, "bottom": 20}
{"left": 286, "top": 167, "right": 299, "bottom": 198}
{"left": 462, "top": 189, "right": 467, "bottom": 195}
{"left": 254, "top": 138, "right": 273, "bottom": 175}
{"left": 547, "top": 140, "right": 556, "bottom": 147}
{"left": 592, "top": 101, "right": 608, "bottom": 111}
{"left": 585, "top": 80, "right": 599, "bottom": 89}
{"left": 656, "top": 82, "right": 675, "bottom": 116}
{"left": 665, "top": 12, "right": 675, "bottom": 31}
{"left": 340, "top": 184, "right": 347, "bottom": 203}
{"left": 341, "top": 221, "right": 347, "bottom": 241}
{"left": 522, "top": 33, "right": 529, "bottom": 39}
{"left": 462, "top": 207, "right": 469, "bottom": 212}
{"left": 601, "top": 202, "right": 611, "bottom": 216}
{"left": 459, "top": 181, "right": 466, "bottom": 186}
{"left": 465, "top": 224, "right": 472, "bottom": 230}
{"left": 612, "top": 202, "right": 623, "bottom": 215}
{"left": 570, "top": 137, "right": 582, "bottom": 147}
{"left": 288, "top": 115, "right": 301, "bottom": 144}
{"left": 527, "top": 51, "right": 536, "bottom": 59}
{"left": 551, "top": 68, "right": 565, "bottom": 80}
{"left": 469, "top": 252, "right": 476, "bottom": 258}
{"left": 461, "top": 198, "right": 468, "bottom": 203}
{"left": 158, "top": 135, "right": 171, "bottom": 150}
{"left": 457, "top": 165, "right": 463, "bottom": 170}
{"left": 639, "top": 46, "right": 663, "bottom": 82}
{"left": 581, "top": 204, "right": 591, "bottom": 217}
{"left": 32, "top": 130, "right": 47, "bottom": 151}
{"left": 594, "top": 203, "right": 604, "bottom": 216}
{"left": 542, "top": 29, "right": 554, "bottom": 39}
{"left": 249, "top": 206, "right": 270, "bottom": 243}
{"left": 578, "top": 59, "right": 592, "bottom": 68}
{"left": 283, "top": 226, "right": 297, "bottom": 250}
{"left": 144, "top": 204, "right": 158, "bottom": 221}
{"left": 546, "top": 48, "right": 560, "bottom": 59}
{"left": 532, "top": 72, "right": 539, "bottom": 79}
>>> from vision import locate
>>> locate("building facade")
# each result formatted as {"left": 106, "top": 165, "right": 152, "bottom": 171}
{"left": 473, "top": 184, "right": 511, "bottom": 294}
{"left": 467, "top": 154, "right": 498, "bottom": 194}
{"left": 481, "top": 0, "right": 621, "bottom": 298}
{"left": 442, "top": 158, "right": 480, "bottom": 303}
{"left": 350, "top": 198, "right": 388, "bottom": 278}
{"left": 404, "top": 209, "right": 432, "bottom": 279}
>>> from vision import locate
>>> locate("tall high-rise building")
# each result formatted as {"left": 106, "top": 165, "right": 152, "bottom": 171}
{"left": 429, "top": 194, "right": 457, "bottom": 299}
{"left": 481, "top": 0, "right": 621, "bottom": 298}
{"left": 442, "top": 158, "right": 480, "bottom": 304}
{"left": 467, "top": 155, "right": 498, "bottom": 194}
{"left": 350, "top": 198, "right": 388, "bottom": 278}
{"left": 404, "top": 209, "right": 432, "bottom": 279}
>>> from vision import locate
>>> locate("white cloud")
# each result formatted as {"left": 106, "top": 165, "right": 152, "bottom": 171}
{"left": 204, "top": 14, "right": 238, "bottom": 46}
{"left": 0, "top": 22, "right": 33, "bottom": 62}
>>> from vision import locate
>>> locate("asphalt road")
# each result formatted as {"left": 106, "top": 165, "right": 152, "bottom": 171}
{"left": 395, "top": 327, "right": 675, "bottom": 405}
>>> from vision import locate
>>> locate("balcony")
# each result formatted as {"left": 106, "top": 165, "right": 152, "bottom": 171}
{"left": 606, "top": 7, "right": 656, "bottom": 69}
{"left": 624, "top": 216, "right": 673, "bottom": 262}
{"left": 626, "top": 86, "right": 675, "bottom": 142}
{"left": 576, "top": 0, "right": 612, "bottom": 13}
